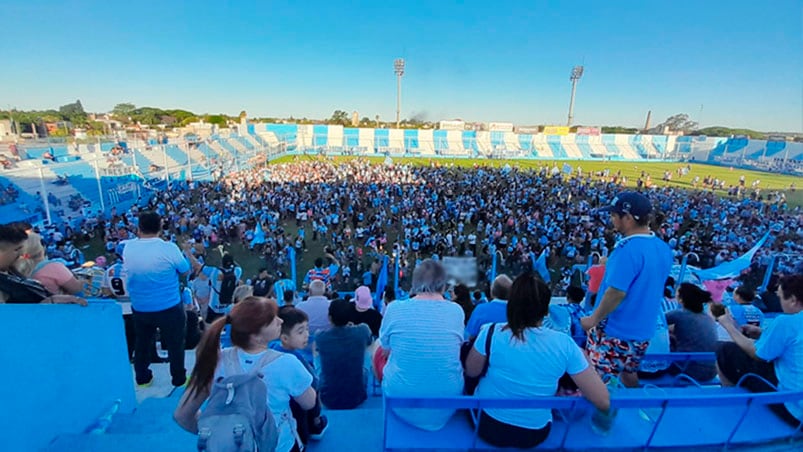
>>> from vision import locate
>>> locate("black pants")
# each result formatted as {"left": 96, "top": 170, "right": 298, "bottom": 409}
{"left": 132, "top": 303, "right": 186, "bottom": 386}
{"left": 290, "top": 394, "right": 322, "bottom": 444}
{"left": 473, "top": 410, "right": 552, "bottom": 449}
{"left": 717, "top": 342, "right": 801, "bottom": 428}
{"left": 123, "top": 314, "right": 162, "bottom": 363}
{"left": 290, "top": 363, "right": 322, "bottom": 444}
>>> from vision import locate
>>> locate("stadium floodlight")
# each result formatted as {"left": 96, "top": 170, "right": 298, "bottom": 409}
{"left": 567, "top": 65, "right": 584, "bottom": 127}
{"left": 394, "top": 58, "right": 405, "bottom": 128}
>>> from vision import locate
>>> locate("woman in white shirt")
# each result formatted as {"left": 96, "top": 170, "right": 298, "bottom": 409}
{"left": 175, "top": 296, "right": 316, "bottom": 452}
{"left": 466, "top": 273, "right": 610, "bottom": 448}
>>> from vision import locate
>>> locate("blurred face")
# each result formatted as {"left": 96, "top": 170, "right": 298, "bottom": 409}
{"left": 281, "top": 321, "right": 309, "bottom": 350}
{"left": 0, "top": 241, "right": 25, "bottom": 270}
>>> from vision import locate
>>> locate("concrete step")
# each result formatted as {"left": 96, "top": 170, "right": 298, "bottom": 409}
{"left": 47, "top": 430, "right": 197, "bottom": 452}
{"left": 306, "top": 400, "right": 383, "bottom": 451}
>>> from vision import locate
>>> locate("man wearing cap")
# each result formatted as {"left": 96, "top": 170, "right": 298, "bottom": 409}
{"left": 581, "top": 192, "right": 673, "bottom": 388}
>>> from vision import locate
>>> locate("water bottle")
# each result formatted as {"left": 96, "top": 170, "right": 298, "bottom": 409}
{"left": 591, "top": 376, "right": 620, "bottom": 435}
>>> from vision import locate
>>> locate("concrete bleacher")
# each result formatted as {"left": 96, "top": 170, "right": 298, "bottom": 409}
{"left": 232, "top": 134, "right": 255, "bottom": 151}
{"left": 547, "top": 136, "right": 568, "bottom": 158}
{"left": 164, "top": 144, "right": 188, "bottom": 166}
{"left": 4, "top": 300, "right": 801, "bottom": 452}
{"left": 0, "top": 174, "right": 46, "bottom": 223}
{"left": 0, "top": 302, "right": 136, "bottom": 452}
{"left": 48, "top": 159, "right": 102, "bottom": 206}
{"left": 384, "top": 387, "right": 803, "bottom": 451}
{"left": 207, "top": 139, "right": 231, "bottom": 158}
{"left": 561, "top": 135, "right": 584, "bottom": 158}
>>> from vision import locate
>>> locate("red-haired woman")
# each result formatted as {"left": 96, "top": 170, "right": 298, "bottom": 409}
{"left": 175, "top": 296, "right": 316, "bottom": 452}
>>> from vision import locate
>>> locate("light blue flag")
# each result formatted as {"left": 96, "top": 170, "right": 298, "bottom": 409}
{"left": 250, "top": 222, "right": 266, "bottom": 247}
{"left": 287, "top": 246, "right": 297, "bottom": 287}
{"left": 532, "top": 248, "right": 551, "bottom": 283}
{"left": 374, "top": 255, "right": 389, "bottom": 308}
{"left": 692, "top": 232, "right": 770, "bottom": 281}
{"left": 562, "top": 163, "right": 573, "bottom": 174}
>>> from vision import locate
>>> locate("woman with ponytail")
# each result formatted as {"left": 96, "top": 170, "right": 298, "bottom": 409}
{"left": 175, "top": 296, "right": 316, "bottom": 452}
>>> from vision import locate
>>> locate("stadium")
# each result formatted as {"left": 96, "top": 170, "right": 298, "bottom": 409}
{"left": 2, "top": 2, "right": 803, "bottom": 451}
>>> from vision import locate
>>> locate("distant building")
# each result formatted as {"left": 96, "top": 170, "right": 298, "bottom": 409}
{"left": 487, "top": 122, "right": 514, "bottom": 132}
{"left": 352, "top": 111, "right": 359, "bottom": 127}
{"left": 0, "top": 119, "right": 15, "bottom": 138}
{"left": 439, "top": 119, "right": 465, "bottom": 131}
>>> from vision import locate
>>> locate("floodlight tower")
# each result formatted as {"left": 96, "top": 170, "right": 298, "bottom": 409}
{"left": 567, "top": 65, "right": 584, "bottom": 127}
{"left": 394, "top": 58, "right": 405, "bottom": 128}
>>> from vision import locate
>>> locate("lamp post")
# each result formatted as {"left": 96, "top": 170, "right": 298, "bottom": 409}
{"left": 567, "top": 66, "right": 584, "bottom": 127}
{"left": 394, "top": 59, "right": 405, "bottom": 129}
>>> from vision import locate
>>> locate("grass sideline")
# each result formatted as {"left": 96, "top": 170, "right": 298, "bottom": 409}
{"left": 270, "top": 155, "right": 802, "bottom": 207}
{"left": 79, "top": 156, "right": 799, "bottom": 290}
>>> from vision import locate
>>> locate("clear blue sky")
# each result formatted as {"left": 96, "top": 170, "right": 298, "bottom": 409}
{"left": 1, "top": 0, "right": 801, "bottom": 131}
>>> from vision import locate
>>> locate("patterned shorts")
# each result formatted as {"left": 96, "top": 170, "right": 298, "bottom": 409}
{"left": 586, "top": 324, "right": 650, "bottom": 380}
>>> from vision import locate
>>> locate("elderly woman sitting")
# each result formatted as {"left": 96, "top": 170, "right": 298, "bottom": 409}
{"left": 378, "top": 259, "right": 465, "bottom": 431}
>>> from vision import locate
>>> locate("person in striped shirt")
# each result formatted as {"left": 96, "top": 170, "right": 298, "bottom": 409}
{"left": 379, "top": 259, "right": 464, "bottom": 431}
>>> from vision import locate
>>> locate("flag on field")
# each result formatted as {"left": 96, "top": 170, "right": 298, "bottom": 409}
{"left": 287, "top": 246, "right": 297, "bottom": 287}
{"left": 562, "top": 163, "right": 573, "bottom": 174}
{"left": 531, "top": 248, "right": 551, "bottom": 283}
{"left": 692, "top": 232, "right": 770, "bottom": 281}
{"left": 250, "top": 222, "right": 266, "bottom": 247}
{"left": 374, "top": 255, "right": 389, "bottom": 309}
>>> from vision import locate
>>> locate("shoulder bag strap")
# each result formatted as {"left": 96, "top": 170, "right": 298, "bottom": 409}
{"left": 252, "top": 349, "right": 282, "bottom": 376}
{"left": 221, "top": 348, "right": 245, "bottom": 376}
{"left": 481, "top": 323, "right": 496, "bottom": 376}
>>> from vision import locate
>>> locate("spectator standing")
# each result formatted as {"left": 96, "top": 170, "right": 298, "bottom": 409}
{"left": 124, "top": 211, "right": 191, "bottom": 387}
{"left": 581, "top": 192, "right": 673, "bottom": 388}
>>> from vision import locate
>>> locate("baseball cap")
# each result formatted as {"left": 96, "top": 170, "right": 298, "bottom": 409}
{"left": 598, "top": 192, "right": 652, "bottom": 221}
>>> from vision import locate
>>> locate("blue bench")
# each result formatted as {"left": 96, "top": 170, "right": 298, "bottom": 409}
{"left": 638, "top": 352, "right": 720, "bottom": 386}
{"left": 384, "top": 387, "right": 803, "bottom": 450}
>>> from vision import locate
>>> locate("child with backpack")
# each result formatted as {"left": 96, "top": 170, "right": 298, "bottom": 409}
{"left": 175, "top": 296, "right": 316, "bottom": 452}
{"left": 270, "top": 306, "right": 329, "bottom": 445}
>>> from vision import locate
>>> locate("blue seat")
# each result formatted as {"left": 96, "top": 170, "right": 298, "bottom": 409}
{"left": 384, "top": 387, "right": 803, "bottom": 450}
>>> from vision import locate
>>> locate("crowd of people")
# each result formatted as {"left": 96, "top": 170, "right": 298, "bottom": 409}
{"left": 0, "top": 181, "right": 20, "bottom": 205}
{"left": 20, "top": 158, "right": 803, "bottom": 303}
{"left": 2, "top": 157, "right": 803, "bottom": 450}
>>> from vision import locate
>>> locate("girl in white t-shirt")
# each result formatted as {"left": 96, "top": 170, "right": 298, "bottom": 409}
{"left": 465, "top": 273, "right": 610, "bottom": 449}
{"left": 175, "top": 296, "right": 316, "bottom": 452}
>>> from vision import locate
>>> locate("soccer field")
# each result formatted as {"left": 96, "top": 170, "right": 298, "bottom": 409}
{"left": 270, "top": 155, "right": 802, "bottom": 207}
{"left": 78, "top": 155, "right": 798, "bottom": 288}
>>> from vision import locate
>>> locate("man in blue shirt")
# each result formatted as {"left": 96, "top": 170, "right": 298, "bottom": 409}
{"left": 464, "top": 275, "right": 512, "bottom": 340}
{"left": 581, "top": 192, "right": 673, "bottom": 388}
{"left": 124, "top": 211, "right": 192, "bottom": 387}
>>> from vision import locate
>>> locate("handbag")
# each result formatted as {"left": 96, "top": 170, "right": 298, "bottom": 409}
{"left": 462, "top": 323, "right": 496, "bottom": 395}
